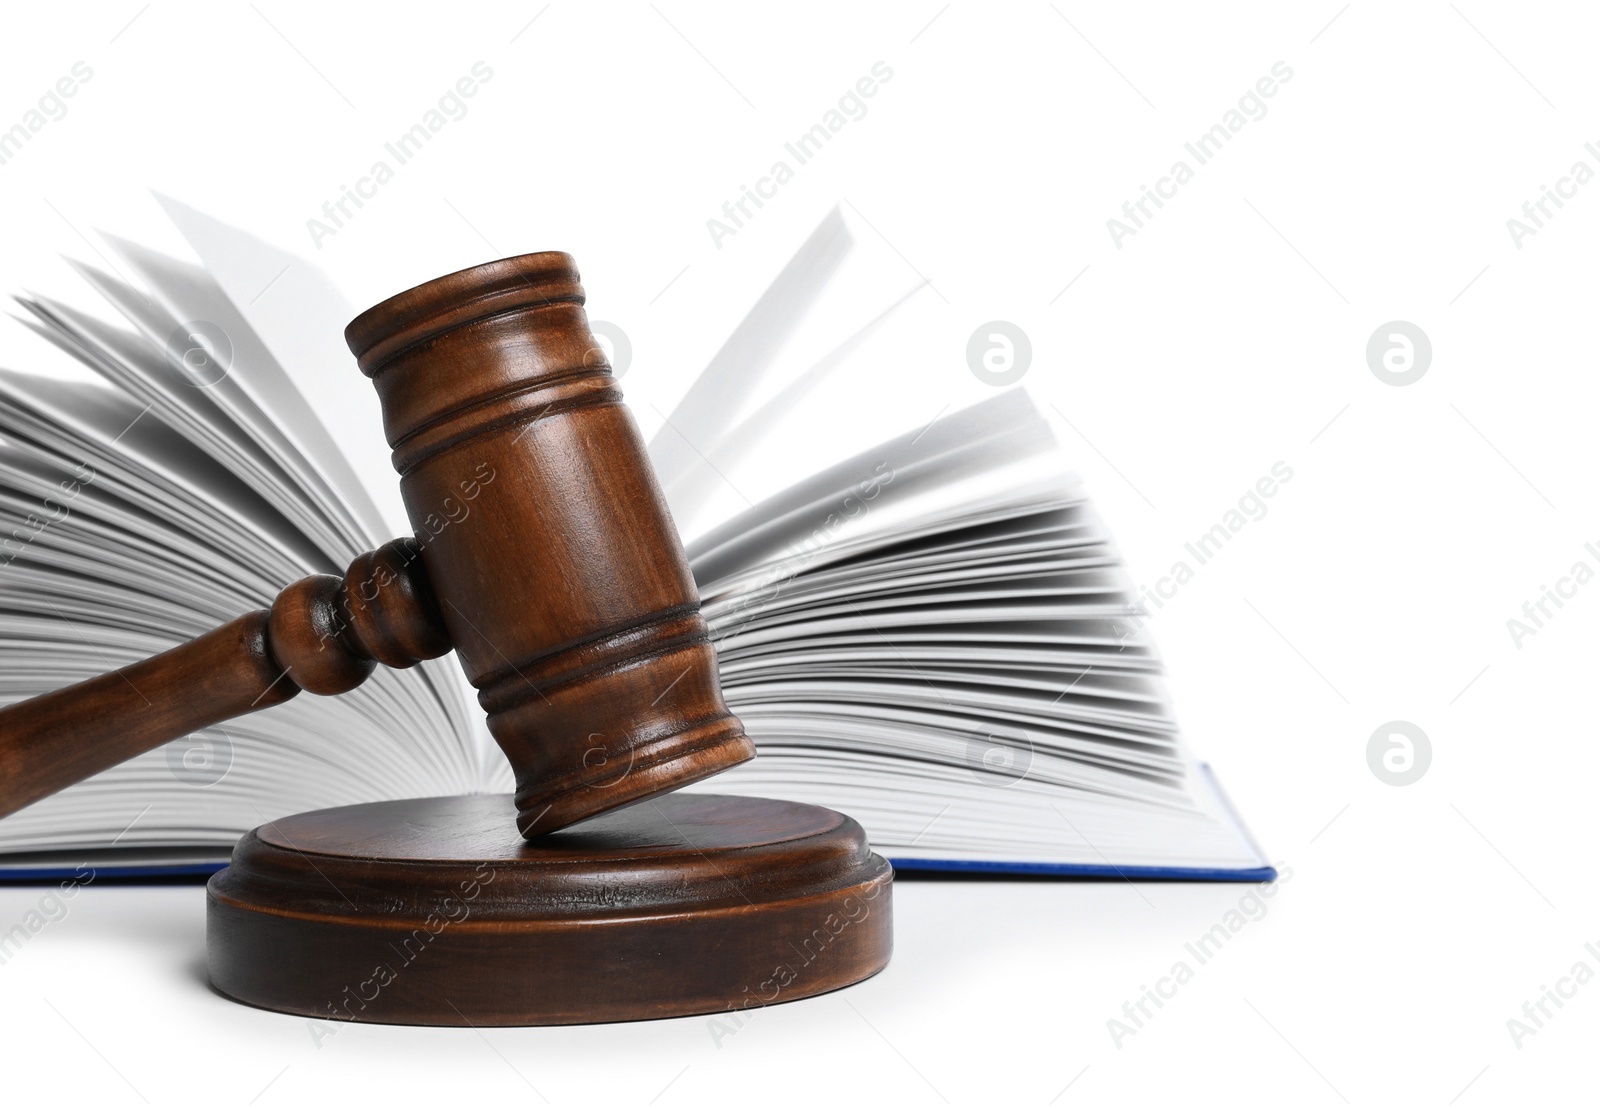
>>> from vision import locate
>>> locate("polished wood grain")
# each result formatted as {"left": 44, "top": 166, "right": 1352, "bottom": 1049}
{"left": 347, "top": 252, "right": 754, "bottom": 835}
{"left": 0, "top": 538, "right": 446, "bottom": 822}
{"left": 0, "top": 253, "right": 755, "bottom": 836}
{"left": 0, "top": 612, "right": 292, "bottom": 821}
{"left": 2, "top": 253, "right": 893, "bottom": 1028}
{"left": 208, "top": 792, "right": 894, "bottom": 1025}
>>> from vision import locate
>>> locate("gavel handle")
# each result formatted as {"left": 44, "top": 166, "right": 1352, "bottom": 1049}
{"left": 0, "top": 538, "right": 452, "bottom": 822}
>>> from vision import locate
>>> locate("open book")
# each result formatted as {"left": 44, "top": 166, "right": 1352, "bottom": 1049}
{"left": 0, "top": 200, "right": 1272, "bottom": 880}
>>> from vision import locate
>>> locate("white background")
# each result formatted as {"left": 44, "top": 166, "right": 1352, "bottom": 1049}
{"left": 0, "top": 1, "right": 1596, "bottom": 1105}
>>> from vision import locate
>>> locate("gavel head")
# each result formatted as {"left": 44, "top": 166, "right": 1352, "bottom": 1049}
{"left": 343, "top": 253, "right": 754, "bottom": 836}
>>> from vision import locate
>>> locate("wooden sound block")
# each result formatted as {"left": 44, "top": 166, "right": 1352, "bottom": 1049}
{"left": 207, "top": 793, "right": 893, "bottom": 1026}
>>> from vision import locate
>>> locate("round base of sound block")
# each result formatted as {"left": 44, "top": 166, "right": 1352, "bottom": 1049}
{"left": 207, "top": 793, "right": 892, "bottom": 1026}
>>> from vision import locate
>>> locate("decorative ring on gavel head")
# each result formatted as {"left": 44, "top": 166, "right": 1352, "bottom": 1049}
{"left": 345, "top": 252, "right": 756, "bottom": 836}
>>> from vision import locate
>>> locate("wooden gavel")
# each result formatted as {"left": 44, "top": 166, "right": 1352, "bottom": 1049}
{"left": 0, "top": 251, "right": 755, "bottom": 836}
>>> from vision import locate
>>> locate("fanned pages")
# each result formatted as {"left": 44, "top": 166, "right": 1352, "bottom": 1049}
{"left": 0, "top": 204, "right": 1270, "bottom": 879}
{"left": 683, "top": 392, "right": 1261, "bottom": 871}
{"left": 0, "top": 219, "right": 484, "bottom": 871}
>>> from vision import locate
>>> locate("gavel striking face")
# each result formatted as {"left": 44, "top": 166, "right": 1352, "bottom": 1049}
{"left": 0, "top": 252, "right": 755, "bottom": 835}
